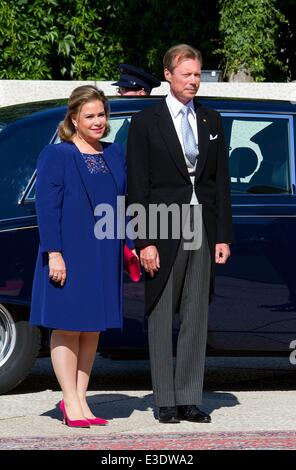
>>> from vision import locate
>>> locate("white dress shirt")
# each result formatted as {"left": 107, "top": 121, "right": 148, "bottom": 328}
{"left": 166, "top": 90, "right": 199, "bottom": 205}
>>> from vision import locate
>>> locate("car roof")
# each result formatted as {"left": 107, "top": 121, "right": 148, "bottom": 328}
{"left": 198, "top": 96, "right": 296, "bottom": 114}
{"left": 109, "top": 96, "right": 296, "bottom": 115}
{"left": 0, "top": 99, "right": 67, "bottom": 126}
{"left": 0, "top": 96, "right": 295, "bottom": 128}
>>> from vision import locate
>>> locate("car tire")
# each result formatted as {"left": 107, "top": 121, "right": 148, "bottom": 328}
{"left": 0, "top": 304, "right": 41, "bottom": 394}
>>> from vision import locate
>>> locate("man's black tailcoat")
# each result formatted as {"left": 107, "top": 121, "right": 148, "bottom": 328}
{"left": 127, "top": 99, "right": 234, "bottom": 314}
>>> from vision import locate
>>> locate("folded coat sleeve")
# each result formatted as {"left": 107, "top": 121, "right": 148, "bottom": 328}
{"left": 35, "top": 144, "right": 65, "bottom": 253}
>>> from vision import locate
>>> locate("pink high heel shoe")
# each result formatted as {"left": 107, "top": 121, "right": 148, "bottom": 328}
{"left": 86, "top": 416, "right": 109, "bottom": 426}
{"left": 59, "top": 400, "right": 90, "bottom": 428}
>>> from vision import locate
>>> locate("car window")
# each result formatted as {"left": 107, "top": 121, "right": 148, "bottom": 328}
{"left": 23, "top": 111, "right": 293, "bottom": 205}
{"left": 0, "top": 110, "right": 65, "bottom": 218}
{"left": 101, "top": 115, "right": 131, "bottom": 152}
{"left": 222, "top": 114, "right": 292, "bottom": 194}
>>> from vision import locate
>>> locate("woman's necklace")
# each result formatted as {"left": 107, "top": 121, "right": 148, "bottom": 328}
{"left": 73, "top": 135, "right": 103, "bottom": 155}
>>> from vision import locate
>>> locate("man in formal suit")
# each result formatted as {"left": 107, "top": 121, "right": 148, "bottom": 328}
{"left": 127, "top": 44, "right": 234, "bottom": 424}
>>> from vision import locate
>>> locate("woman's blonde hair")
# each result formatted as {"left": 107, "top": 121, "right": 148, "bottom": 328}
{"left": 58, "top": 85, "right": 110, "bottom": 141}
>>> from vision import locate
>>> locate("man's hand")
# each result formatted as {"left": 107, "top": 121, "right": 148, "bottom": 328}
{"left": 48, "top": 252, "right": 67, "bottom": 286}
{"left": 140, "top": 245, "right": 160, "bottom": 278}
{"left": 215, "top": 243, "right": 231, "bottom": 264}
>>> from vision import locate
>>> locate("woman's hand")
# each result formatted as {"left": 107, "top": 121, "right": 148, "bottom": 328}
{"left": 48, "top": 252, "right": 66, "bottom": 286}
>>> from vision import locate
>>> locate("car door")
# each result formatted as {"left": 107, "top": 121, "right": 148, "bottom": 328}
{"left": 99, "top": 113, "right": 148, "bottom": 354}
{"left": 208, "top": 111, "right": 296, "bottom": 352}
{"left": 0, "top": 108, "right": 66, "bottom": 305}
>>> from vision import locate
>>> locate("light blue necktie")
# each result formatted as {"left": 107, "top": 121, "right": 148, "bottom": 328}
{"left": 180, "top": 105, "right": 198, "bottom": 166}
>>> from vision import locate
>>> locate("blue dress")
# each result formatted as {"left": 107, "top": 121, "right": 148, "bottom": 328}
{"left": 79, "top": 151, "right": 121, "bottom": 329}
{"left": 30, "top": 141, "right": 126, "bottom": 332}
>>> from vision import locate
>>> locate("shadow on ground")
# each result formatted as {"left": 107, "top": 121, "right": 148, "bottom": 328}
{"left": 40, "top": 390, "right": 239, "bottom": 423}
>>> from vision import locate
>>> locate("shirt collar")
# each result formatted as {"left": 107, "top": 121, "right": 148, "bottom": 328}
{"left": 166, "top": 90, "right": 196, "bottom": 119}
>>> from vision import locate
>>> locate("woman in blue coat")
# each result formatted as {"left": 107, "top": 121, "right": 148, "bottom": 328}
{"left": 30, "top": 86, "right": 129, "bottom": 427}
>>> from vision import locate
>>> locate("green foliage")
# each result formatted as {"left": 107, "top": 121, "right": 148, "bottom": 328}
{"left": 0, "top": 0, "right": 291, "bottom": 81}
{"left": 0, "top": 0, "right": 124, "bottom": 79}
{"left": 118, "top": 0, "right": 221, "bottom": 78}
{"left": 0, "top": 0, "right": 55, "bottom": 79}
{"left": 0, "top": 0, "right": 221, "bottom": 80}
{"left": 217, "top": 0, "right": 288, "bottom": 81}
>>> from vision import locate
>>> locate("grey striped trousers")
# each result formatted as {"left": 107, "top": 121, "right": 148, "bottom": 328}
{"left": 148, "top": 214, "right": 211, "bottom": 407}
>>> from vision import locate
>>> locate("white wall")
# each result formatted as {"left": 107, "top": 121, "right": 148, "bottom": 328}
{"left": 0, "top": 80, "right": 295, "bottom": 107}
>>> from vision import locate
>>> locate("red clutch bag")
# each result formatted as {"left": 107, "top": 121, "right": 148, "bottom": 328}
{"left": 124, "top": 244, "right": 141, "bottom": 282}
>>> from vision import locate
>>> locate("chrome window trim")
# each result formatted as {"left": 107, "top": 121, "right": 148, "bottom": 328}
{"left": 2, "top": 217, "right": 296, "bottom": 234}
{"left": 231, "top": 193, "right": 295, "bottom": 198}
{"left": 2, "top": 216, "right": 296, "bottom": 233}
{"left": 221, "top": 112, "right": 293, "bottom": 119}
{"left": 233, "top": 214, "right": 296, "bottom": 218}
{"left": 0, "top": 225, "right": 38, "bottom": 234}
{"left": 0, "top": 215, "right": 36, "bottom": 224}
{"left": 221, "top": 112, "right": 295, "bottom": 194}
{"left": 18, "top": 169, "right": 37, "bottom": 204}
{"left": 232, "top": 203, "right": 296, "bottom": 208}
{"left": 289, "top": 114, "right": 296, "bottom": 191}
{"left": 1, "top": 208, "right": 296, "bottom": 232}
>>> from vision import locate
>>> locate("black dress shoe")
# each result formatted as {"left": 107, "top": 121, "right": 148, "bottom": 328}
{"left": 158, "top": 406, "right": 180, "bottom": 423}
{"left": 178, "top": 405, "right": 211, "bottom": 423}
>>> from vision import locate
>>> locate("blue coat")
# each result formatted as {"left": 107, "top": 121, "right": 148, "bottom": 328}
{"left": 30, "top": 141, "right": 127, "bottom": 332}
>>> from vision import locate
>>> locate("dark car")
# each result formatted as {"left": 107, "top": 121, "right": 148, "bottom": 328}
{"left": 0, "top": 96, "right": 295, "bottom": 394}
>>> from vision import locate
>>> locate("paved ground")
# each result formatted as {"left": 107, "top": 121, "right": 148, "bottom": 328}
{"left": 1, "top": 355, "right": 296, "bottom": 450}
